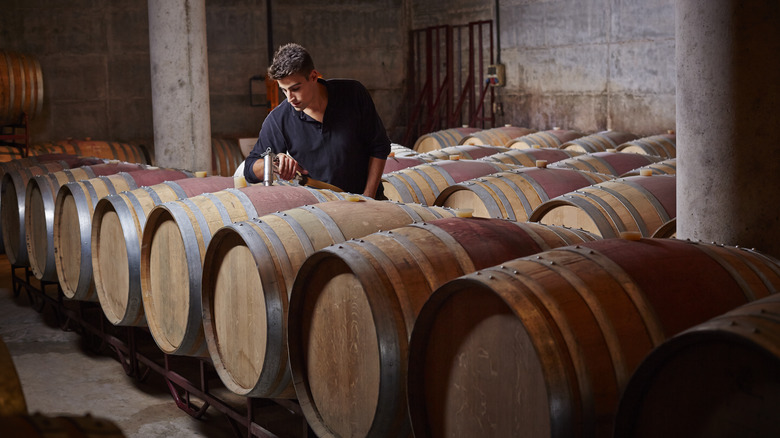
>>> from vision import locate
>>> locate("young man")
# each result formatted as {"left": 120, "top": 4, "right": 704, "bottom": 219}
{"left": 244, "top": 43, "right": 390, "bottom": 198}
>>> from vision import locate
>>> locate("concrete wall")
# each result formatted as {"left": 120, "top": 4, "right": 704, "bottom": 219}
{"left": 411, "top": 0, "right": 676, "bottom": 136}
{"left": 0, "top": 0, "right": 406, "bottom": 144}
{"left": 1, "top": 0, "right": 674, "bottom": 146}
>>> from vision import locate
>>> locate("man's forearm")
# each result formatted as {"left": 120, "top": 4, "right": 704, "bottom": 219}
{"left": 363, "top": 156, "right": 386, "bottom": 198}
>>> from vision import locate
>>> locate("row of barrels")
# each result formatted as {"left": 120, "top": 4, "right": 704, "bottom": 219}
{"left": 412, "top": 125, "right": 677, "bottom": 159}
{"left": 4, "top": 147, "right": 779, "bottom": 437}
{"left": 382, "top": 144, "right": 677, "bottom": 239}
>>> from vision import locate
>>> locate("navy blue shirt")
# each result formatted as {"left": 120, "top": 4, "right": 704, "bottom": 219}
{"left": 244, "top": 78, "right": 390, "bottom": 194}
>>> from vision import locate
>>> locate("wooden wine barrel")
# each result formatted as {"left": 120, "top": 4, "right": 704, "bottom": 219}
{"left": 651, "top": 217, "right": 676, "bottom": 238}
{"left": 620, "top": 158, "right": 677, "bottom": 177}
{"left": 0, "top": 160, "right": 122, "bottom": 266}
{"left": 92, "top": 177, "right": 239, "bottom": 327}
{"left": 616, "top": 133, "right": 677, "bottom": 159}
{"left": 0, "top": 336, "right": 26, "bottom": 416}
{"left": 435, "top": 166, "right": 613, "bottom": 221}
{"left": 529, "top": 174, "right": 676, "bottom": 238}
{"left": 22, "top": 163, "right": 148, "bottom": 277}
{"left": 561, "top": 130, "right": 639, "bottom": 153}
{"left": 407, "top": 238, "right": 780, "bottom": 438}
{"left": 53, "top": 168, "right": 194, "bottom": 301}
{"left": 390, "top": 143, "right": 419, "bottom": 157}
{"left": 211, "top": 137, "right": 244, "bottom": 177}
{"left": 417, "top": 144, "right": 511, "bottom": 161}
{"left": 479, "top": 147, "right": 582, "bottom": 167}
{"left": 506, "top": 129, "right": 585, "bottom": 149}
{"left": 0, "top": 155, "right": 103, "bottom": 255}
{"left": 0, "top": 145, "right": 25, "bottom": 162}
{"left": 0, "top": 154, "right": 102, "bottom": 177}
{"left": 0, "top": 50, "right": 43, "bottom": 125}
{"left": 459, "top": 126, "right": 537, "bottom": 146}
{"left": 200, "top": 200, "right": 456, "bottom": 398}
{"left": 30, "top": 140, "right": 150, "bottom": 165}
{"left": 550, "top": 151, "right": 662, "bottom": 177}
{"left": 382, "top": 160, "right": 516, "bottom": 205}
{"left": 0, "top": 413, "right": 126, "bottom": 438}
{"left": 383, "top": 156, "right": 430, "bottom": 174}
{"left": 413, "top": 127, "right": 481, "bottom": 153}
{"left": 615, "top": 292, "right": 780, "bottom": 438}
{"left": 140, "top": 185, "right": 354, "bottom": 357}
{"left": 287, "top": 218, "right": 598, "bottom": 438}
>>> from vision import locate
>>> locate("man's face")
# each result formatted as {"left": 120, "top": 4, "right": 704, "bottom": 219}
{"left": 277, "top": 70, "right": 318, "bottom": 111}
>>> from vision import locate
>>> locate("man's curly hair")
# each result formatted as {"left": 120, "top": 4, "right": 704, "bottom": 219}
{"left": 267, "top": 43, "right": 315, "bottom": 80}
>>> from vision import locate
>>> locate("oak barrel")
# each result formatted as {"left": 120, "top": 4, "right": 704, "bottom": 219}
{"left": 616, "top": 132, "right": 677, "bottom": 159}
{"left": 92, "top": 176, "right": 238, "bottom": 327}
{"left": 390, "top": 144, "right": 420, "bottom": 157}
{"left": 0, "top": 50, "right": 43, "bottom": 125}
{"left": 0, "top": 161, "right": 130, "bottom": 266}
{"left": 529, "top": 174, "right": 676, "bottom": 238}
{"left": 620, "top": 158, "right": 677, "bottom": 177}
{"left": 434, "top": 167, "right": 612, "bottom": 221}
{"left": 407, "top": 238, "right": 780, "bottom": 437}
{"left": 459, "top": 126, "right": 536, "bottom": 146}
{"left": 200, "top": 200, "right": 456, "bottom": 398}
{"left": 506, "top": 129, "right": 585, "bottom": 149}
{"left": 287, "top": 218, "right": 597, "bottom": 437}
{"left": 30, "top": 140, "right": 150, "bottom": 165}
{"left": 382, "top": 160, "right": 516, "bottom": 205}
{"left": 418, "top": 144, "right": 510, "bottom": 161}
{"left": 382, "top": 156, "right": 430, "bottom": 174}
{"left": 413, "top": 127, "right": 481, "bottom": 153}
{"left": 0, "top": 155, "right": 102, "bottom": 255}
{"left": 561, "top": 130, "right": 639, "bottom": 153}
{"left": 615, "top": 291, "right": 780, "bottom": 438}
{"left": 141, "top": 185, "right": 352, "bottom": 357}
{"left": 550, "top": 151, "right": 662, "bottom": 177}
{"left": 53, "top": 168, "right": 193, "bottom": 301}
{"left": 211, "top": 137, "right": 244, "bottom": 177}
{"left": 479, "top": 147, "right": 582, "bottom": 167}
{"left": 24, "top": 163, "right": 148, "bottom": 280}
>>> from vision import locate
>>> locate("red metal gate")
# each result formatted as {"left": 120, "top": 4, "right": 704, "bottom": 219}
{"left": 403, "top": 20, "right": 495, "bottom": 147}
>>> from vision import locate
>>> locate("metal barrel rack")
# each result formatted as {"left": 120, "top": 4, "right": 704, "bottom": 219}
{"left": 9, "top": 263, "right": 312, "bottom": 438}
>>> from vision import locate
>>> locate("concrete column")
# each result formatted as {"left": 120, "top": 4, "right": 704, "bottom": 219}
{"left": 676, "top": 1, "right": 780, "bottom": 258}
{"left": 148, "top": 0, "right": 211, "bottom": 174}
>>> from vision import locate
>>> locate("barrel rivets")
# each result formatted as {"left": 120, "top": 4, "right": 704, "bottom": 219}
{"left": 476, "top": 272, "right": 482, "bottom": 275}
{"left": 489, "top": 275, "right": 495, "bottom": 280}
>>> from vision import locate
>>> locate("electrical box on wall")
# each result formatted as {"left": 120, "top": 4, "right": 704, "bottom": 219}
{"left": 486, "top": 64, "right": 506, "bottom": 87}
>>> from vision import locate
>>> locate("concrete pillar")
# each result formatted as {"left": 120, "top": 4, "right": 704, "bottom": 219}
{"left": 676, "top": 1, "right": 780, "bottom": 258}
{"left": 148, "top": 0, "right": 211, "bottom": 174}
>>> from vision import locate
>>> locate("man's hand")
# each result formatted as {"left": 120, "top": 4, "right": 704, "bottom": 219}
{"left": 275, "top": 153, "right": 307, "bottom": 180}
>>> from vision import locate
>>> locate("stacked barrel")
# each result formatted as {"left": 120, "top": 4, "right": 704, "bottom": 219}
{"left": 6, "top": 120, "right": 779, "bottom": 438}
